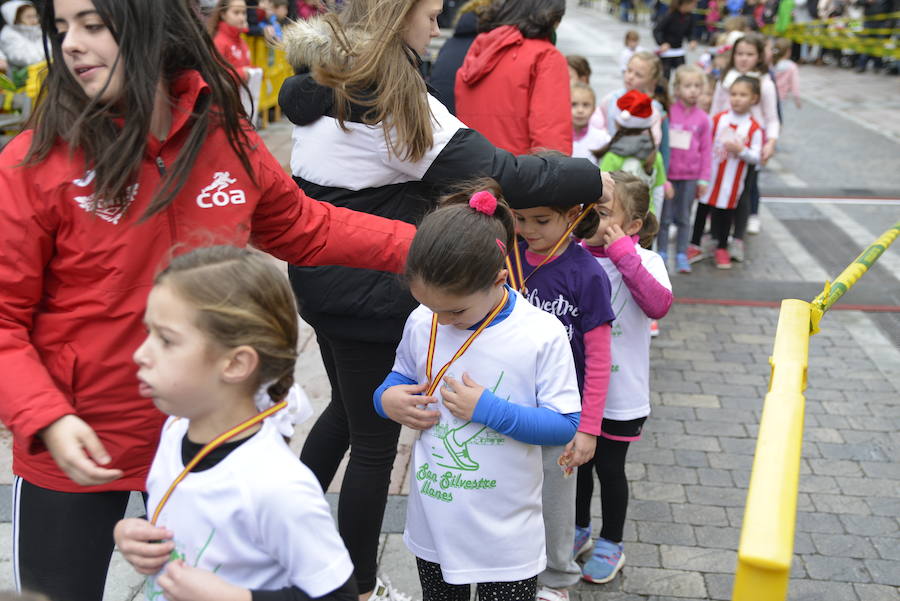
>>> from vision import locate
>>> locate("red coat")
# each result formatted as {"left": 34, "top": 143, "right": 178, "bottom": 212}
{"left": 0, "top": 70, "right": 414, "bottom": 493}
{"left": 455, "top": 25, "right": 572, "bottom": 156}
{"left": 213, "top": 20, "right": 251, "bottom": 75}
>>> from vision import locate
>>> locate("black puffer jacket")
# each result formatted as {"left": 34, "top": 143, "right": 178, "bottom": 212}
{"left": 278, "top": 18, "right": 604, "bottom": 344}
{"left": 429, "top": 11, "right": 479, "bottom": 115}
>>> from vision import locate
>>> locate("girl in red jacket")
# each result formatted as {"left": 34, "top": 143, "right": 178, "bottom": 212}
{"left": 209, "top": 0, "right": 252, "bottom": 81}
{"left": 0, "top": 0, "right": 416, "bottom": 599}
{"left": 455, "top": 0, "right": 573, "bottom": 156}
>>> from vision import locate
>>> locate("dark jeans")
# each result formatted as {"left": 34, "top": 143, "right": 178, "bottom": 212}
{"left": 732, "top": 167, "right": 759, "bottom": 240}
{"left": 13, "top": 477, "right": 132, "bottom": 601}
{"left": 661, "top": 55, "right": 686, "bottom": 81}
{"left": 299, "top": 332, "right": 402, "bottom": 594}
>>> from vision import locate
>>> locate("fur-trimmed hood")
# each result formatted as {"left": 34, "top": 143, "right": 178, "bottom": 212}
{"left": 282, "top": 16, "right": 358, "bottom": 71}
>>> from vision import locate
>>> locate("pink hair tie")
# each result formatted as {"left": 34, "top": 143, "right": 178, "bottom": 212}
{"left": 496, "top": 239, "right": 507, "bottom": 255}
{"left": 469, "top": 190, "right": 498, "bottom": 216}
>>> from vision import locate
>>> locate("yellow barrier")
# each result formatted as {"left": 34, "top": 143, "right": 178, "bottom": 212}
{"left": 246, "top": 35, "right": 293, "bottom": 128}
{"left": 732, "top": 223, "right": 900, "bottom": 600}
{"left": 732, "top": 299, "right": 809, "bottom": 601}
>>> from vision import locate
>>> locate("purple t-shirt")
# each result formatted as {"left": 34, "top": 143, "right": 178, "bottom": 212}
{"left": 520, "top": 240, "right": 615, "bottom": 393}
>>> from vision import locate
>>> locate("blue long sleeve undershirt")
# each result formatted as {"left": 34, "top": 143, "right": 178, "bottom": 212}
{"left": 374, "top": 371, "right": 579, "bottom": 446}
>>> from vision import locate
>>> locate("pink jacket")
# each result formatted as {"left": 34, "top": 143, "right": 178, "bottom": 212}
{"left": 667, "top": 100, "right": 713, "bottom": 182}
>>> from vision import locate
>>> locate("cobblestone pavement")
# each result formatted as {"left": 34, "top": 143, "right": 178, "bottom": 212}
{"left": 2, "top": 2, "right": 898, "bottom": 600}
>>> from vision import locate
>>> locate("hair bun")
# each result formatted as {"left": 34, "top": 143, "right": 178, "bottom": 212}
{"left": 469, "top": 190, "right": 498, "bottom": 216}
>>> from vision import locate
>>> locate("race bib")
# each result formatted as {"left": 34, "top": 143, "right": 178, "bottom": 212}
{"left": 670, "top": 128, "right": 692, "bottom": 150}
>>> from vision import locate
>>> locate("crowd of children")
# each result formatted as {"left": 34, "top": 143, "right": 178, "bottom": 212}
{"left": 0, "top": 1, "right": 822, "bottom": 601}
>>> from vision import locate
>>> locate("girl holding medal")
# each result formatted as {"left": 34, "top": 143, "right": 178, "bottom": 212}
{"left": 115, "top": 246, "right": 356, "bottom": 601}
{"left": 375, "top": 180, "right": 583, "bottom": 601}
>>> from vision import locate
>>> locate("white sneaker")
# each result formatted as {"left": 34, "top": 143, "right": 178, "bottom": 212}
{"left": 537, "top": 586, "right": 570, "bottom": 601}
{"left": 747, "top": 215, "right": 761, "bottom": 235}
{"left": 730, "top": 238, "right": 745, "bottom": 262}
{"left": 370, "top": 575, "right": 415, "bottom": 601}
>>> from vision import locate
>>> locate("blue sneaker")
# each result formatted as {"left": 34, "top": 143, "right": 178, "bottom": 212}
{"left": 675, "top": 253, "right": 691, "bottom": 273}
{"left": 582, "top": 537, "right": 625, "bottom": 584}
{"left": 573, "top": 525, "right": 592, "bottom": 560}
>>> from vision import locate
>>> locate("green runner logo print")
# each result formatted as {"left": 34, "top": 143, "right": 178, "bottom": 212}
{"left": 430, "top": 372, "right": 506, "bottom": 471}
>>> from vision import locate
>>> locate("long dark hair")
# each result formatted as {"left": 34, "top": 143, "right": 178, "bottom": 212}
{"left": 478, "top": 0, "right": 565, "bottom": 39}
{"left": 406, "top": 177, "right": 515, "bottom": 296}
{"left": 26, "top": 0, "right": 255, "bottom": 220}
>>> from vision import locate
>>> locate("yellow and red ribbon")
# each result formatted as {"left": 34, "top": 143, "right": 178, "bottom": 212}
{"left": 508, "top": 203, "right": 596, "bottom": 293}
{"left": 424, "top": 287, "right": 510, "bottom": 397}
{"left": 150, "top": 400, "right": 287, "bottom": 525}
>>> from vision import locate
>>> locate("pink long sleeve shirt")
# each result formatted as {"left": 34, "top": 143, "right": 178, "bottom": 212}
{"left": 667, "top": 100, "right": 713, "bottom": 182}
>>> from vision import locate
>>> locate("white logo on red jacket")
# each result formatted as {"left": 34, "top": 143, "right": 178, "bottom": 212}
{"left": 196, "top": 172, "right": 246, "bottom": 208}
{"left": 72, "top": 170, "right": 138, "bottom": 225}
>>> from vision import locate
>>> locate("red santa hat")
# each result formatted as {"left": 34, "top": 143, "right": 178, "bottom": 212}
{"left": 615, "top": 90, "right": 654, "bottom": 129}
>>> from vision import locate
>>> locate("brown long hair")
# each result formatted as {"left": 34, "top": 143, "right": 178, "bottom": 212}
{"left": 156, "top": 246, "right": 299, "bottom": 403}
{"left": 300, "top": 0, "right": 435, "bottom": 162}
{"left": 26, "top": 0, "right": 254, "bottom": 221}
{"left": 720, "top": 32, "right": 767, "bottom": 81}
{"left": 406, "top": 177, "right": 515, "bottom": 295}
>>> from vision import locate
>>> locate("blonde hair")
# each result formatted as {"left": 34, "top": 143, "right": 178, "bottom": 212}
{"left": 628, "top": 51, "right": 663, "bottom": 88}
{"left": 155, "top": 246, "right": 299, "bottom": 403}
{"left": 723, "top": 15, "right": 748, "bottom": 32}
{"left": 672, "top": 64, "right": 705, "bottom": 95}
{"left": 611, "top": 171, "right": 659, "bottom": 249}
{"left": 772, "top": 37, "right": 792, "bottom": 60}
{"left": 300, "top": 0, "right": 435, "bottom": 163}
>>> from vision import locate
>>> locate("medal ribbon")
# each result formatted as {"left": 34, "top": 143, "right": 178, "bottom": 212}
{"left": 150, "top": 400, "right": 288, "bottom": 525}
{"left": 424, "top": 287, "right": 510, "bottom": 397}
{"left": 509, "top": 203, "right": 596, "bottom": 292}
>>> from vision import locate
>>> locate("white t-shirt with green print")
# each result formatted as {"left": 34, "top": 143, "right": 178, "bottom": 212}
{"left": 393, "top": 292, "right": 581, "bottom": 584}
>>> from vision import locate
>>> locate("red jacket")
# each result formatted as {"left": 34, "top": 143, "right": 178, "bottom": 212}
{"left": 0, "top": 70, "right": 414, "bottom": 492}
{"left": 213, "top": 20, "right": 251, "bottom": 75}
{"left": 455, "top": 25, "right": 572, "bottom": 156}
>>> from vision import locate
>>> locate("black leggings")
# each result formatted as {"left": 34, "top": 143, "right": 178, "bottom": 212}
{"left": 691, "top": 204, "right": 734, "bottom": 250}
{"left": 299, "top": 332, "right": 402, "bottom": 594}
{"left": 13, "top": 476, "right": 132, "bottom": 601}
{"left": 574, "top": 436, "right": 633, "bottom": 543}
{"left": 416, "top": 557, "right": 537, "bottom": 601}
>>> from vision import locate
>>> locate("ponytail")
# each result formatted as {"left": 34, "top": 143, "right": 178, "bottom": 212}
{"left": 609, "top": 171, "right": 659, "bottom": 249}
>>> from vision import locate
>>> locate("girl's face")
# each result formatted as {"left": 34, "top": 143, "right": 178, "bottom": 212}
{"left": 699, "top": 82, "right": 713, "bottom": 112}
{"left": 223, "top": 0, "right": 248, "bottom": 29}
{"left": 134, "top": 283, "right": 230, "bottom": 421}
{"left": 409, "top": 276, "right": 506, "bottom": 330}
{"left": 513, "top": 206, "right": 581, "bottom": 255}
{"left": 403, "top": 0, "right": 443, "bottom": 56}
{"left": 676, "top": 74, "right": 704, "bottom": 106}
{"left": 18, "top": 6, "right": 40, "bottom": 26}
{"left": 733, "top": 41, "right": 759, "bottom": 73}
{"left": 624, "top": 57, "right": 654, "bottom": 94}
{"left": 729, "top": 82, "right": 757, "bottom": 114}
{"left": 571, "top": 89, "right": 595, "bottom": 129}
{"left": 584, "top": 192, "right": 641, "bottom": 246}
{"left": 54, "top": 0, "right": 124, "bottom": 104}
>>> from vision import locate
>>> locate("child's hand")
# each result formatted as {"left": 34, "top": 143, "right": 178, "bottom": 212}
{"left": 157, "top": 560, "right": 251, "bottom": 601}
{"left": 761, "top": 139, "right": 777, "bottom": 163}
{"left": 664, "top": 180, "right": 675, "bottom": 201}
{"left": 561, "top": 432, "right": 597, "bottom": 469}
{"left": 114, "top": 518, "right": 174, "bottom": 575}
{"left": 381, "top": 383, "right": 440, "bottom": 430}
{"left": 603, "top": 223, "right": 628, "bottom": 248}
{"left": 696, "top": 182, "right": 708, "bottom": 199}
{"left": 723, "top": 138, "right": 744, "bottom": 154}
{"left": 441, "top": 373, "right": 485, "bottom": 422}
{"left": 659, "top": 43, "right": 671, "bottom": 53}
{"left": 599, "top": 171, "right": 615, "bottom": 207}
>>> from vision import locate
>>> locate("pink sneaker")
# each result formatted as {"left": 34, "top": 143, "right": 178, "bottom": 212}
{"left": 685, "top": 244, "right": 705, "bottom": 264}
{"left": 715, "top": 248, "right": 732, "bottom": 269}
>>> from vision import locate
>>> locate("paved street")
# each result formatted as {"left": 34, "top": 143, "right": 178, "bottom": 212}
{"left": 0, "top": 1, "right": 898, "bottom": 600}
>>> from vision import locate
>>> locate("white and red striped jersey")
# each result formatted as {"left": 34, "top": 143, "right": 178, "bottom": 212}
{"left": 700, "top": 111, "right": 763, "bottom": 210}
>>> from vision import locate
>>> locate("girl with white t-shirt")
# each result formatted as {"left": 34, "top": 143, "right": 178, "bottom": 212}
{"left": 376, "top": 179, "right": 584, "bottom": 601}
{"left": 576, "top": 172, "right": 673, "bottom": 585}
{"left": 113, "top": 246, "right": 355, "bottom": 601}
